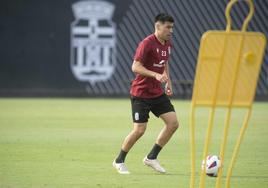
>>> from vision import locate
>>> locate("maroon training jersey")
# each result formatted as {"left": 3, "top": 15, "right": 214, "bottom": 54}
{"left": 130, "top": 34, "right": 172, "bottom": 98}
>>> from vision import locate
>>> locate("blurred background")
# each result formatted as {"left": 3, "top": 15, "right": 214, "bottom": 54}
{"left": 0, "top": 0, "right": 267, "bottom": 99}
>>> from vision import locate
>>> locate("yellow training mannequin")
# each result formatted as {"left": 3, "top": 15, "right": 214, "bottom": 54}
{"left": 189, "top": 0, "right": 266, "bottom": 187}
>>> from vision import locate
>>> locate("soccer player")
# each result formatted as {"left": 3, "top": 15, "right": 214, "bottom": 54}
{"left": 113, "top": 13, "right": 179, "bottom": 174}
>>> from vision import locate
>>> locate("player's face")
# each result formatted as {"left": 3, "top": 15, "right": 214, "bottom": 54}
{"left": 158, "top": 22, "right": 174, "bottom": 41}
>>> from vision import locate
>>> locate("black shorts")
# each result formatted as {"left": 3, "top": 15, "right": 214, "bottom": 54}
{"left": 131, "top": 94, "right": 175, "bottom": 123}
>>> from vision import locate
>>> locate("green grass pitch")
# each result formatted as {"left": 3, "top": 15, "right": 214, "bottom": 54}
{"left": 0, "top": 98, "right": 267, "bottom": 188}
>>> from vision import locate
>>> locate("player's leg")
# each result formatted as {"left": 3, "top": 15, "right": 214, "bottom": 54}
{"left": 113, "top": 122, "right": 147, "bottom": 174}
{"left": 121, "top": 122, "right": 147, "bottom": 152}
{"left": 117, "top": 122, "right": 147, "bottom": 162}
{"left": 143, "top": 112, "right": 179, "bottom": 173}
{"left": 143, "top": 95, "right": 179, "bottom": 173}
{"left": 156, "top": 111, "right": 179, "bottom": 147}
{"left": 113, "top": 96, "right": 150, "bottom": 174}
{"left": 148, "top": 95, "right": 179, "bottom": 159}
{"left": 151, "top": 112, "right": 179, "bottom": 158}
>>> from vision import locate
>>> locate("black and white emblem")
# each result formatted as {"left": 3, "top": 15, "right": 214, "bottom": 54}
{"left": 71, "top": 0, "right": 116, "bottom": 85}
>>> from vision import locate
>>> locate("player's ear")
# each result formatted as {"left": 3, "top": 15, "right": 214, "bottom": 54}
{"left": 154, "top": 22, "right": 158, "bottom": 30}
{"left": 155, "top": 22, "right": 161, "bottom": 31}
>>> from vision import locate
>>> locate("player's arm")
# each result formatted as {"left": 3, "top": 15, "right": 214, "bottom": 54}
{"left": 164, "top": 61, "right": 172, "bottom": 83}
{"left": 164, "top": 61, "right": 173, "bottom": 96}
{"left": 132, "top": 60, "right": 168, "bottom": 83}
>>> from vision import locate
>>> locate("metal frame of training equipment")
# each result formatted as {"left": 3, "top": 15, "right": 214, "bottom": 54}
{"left": 189, "top": 0, "right": 266, "bottom": 188}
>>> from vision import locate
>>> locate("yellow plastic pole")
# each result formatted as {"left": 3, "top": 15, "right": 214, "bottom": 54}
{"left": 225, "top": 107, "right": 252, "bottom": 188}
{"left": 215, "top": 1, "right": 254, "bottom": 187}
{"left": 215, "top": 107, "right": 232, "bottom": 188}
{"left": 216, "top": 24, "right": 242, "bottom": 188}
{"left": 189, "top": 26, "right": 206, "bottom": 188}
{"left": 199, "top": 107, "right": 216, "bottom": 188}
{"left": 241, "top": 0, "right": 254, "bottom": 32}
{"left": 215, "top": 34, "right": 245, "bottom": 187}
{"left": 225, "top": 0, "right": 254, "bottom": 32}
{"left": 190, "top": 105, "right": 196, "bottom": 188}
{"left": 199, "top": 34, "right": 229, "bottom": 188}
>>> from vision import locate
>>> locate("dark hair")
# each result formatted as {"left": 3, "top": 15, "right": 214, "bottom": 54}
{"left": 154, "top": 13, "right": 174, "bottom": 23}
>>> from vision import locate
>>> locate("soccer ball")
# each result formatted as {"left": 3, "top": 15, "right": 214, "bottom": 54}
{"left": 202, "top": 155, "right": 221, "bottom": 177}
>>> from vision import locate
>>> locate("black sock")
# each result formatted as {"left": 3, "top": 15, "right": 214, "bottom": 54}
{"left": 147, "top": 144, "right": 162, "bottom": 160}
{"left": 115, "top": 149, "right": 128, "bottom": 163}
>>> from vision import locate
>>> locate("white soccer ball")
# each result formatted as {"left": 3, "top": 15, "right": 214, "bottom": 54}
{"left": 202, "top": 155, "right": 221, "bottom": 177}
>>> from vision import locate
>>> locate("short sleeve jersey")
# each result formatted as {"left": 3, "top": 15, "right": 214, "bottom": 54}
{"left": 130, "top": 34, "right": 172, "bottom": 98}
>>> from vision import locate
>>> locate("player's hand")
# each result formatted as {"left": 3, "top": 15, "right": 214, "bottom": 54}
{"left": 155, "top": 73, "right": 168, "bottom": 83}
{"left": 165, "top": 82, "right": 173, "bottom": 96}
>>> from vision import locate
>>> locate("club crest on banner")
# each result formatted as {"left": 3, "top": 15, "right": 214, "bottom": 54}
{"left": 71, "top": 0, "right": 116, "bottom": 85}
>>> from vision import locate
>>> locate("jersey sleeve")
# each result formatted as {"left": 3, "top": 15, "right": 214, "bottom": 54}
{"left": 133, "top": 39, "right": 151, "bottom": 64}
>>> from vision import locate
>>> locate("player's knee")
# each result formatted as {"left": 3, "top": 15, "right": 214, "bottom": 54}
{"left": 174, "top": 121, "right": 179, "bottom": 130}
{"left": 167, "top": 120, "right": 179, "bottom": 131}
{"left": 138, "top": 128, "right": 146, "bottom": 136}
{"left": 133, "top": 127, "right": 146, "bottom": 138}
